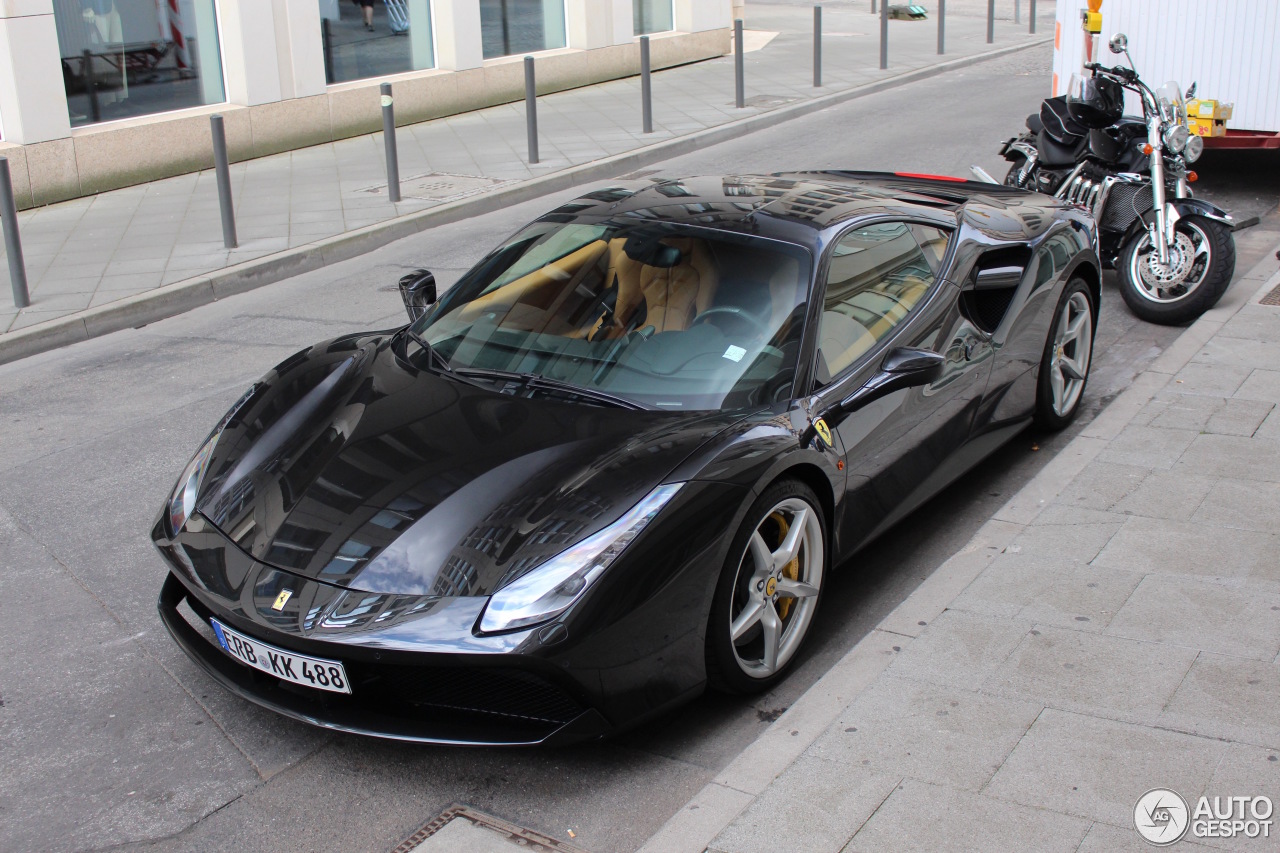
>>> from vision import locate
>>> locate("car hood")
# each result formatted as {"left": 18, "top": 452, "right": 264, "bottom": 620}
{"left": 191, "top": 333, "right": 743, "bottom": 597}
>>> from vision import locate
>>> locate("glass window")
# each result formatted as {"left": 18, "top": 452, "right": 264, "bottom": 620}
{"left": 409, "top": 221, "right": 812, "bottom": 410}
{"left": 817, "top": 222, "right": 948, "bottom": 379}
{"left": 634, "top": 0, "right": 674, "bottom": 35}
{"left": 319, "top": 0, "right": 435, "bottom": 85}
{"left": 53, "top": 0, "right": 225, "bottom": 127}
{"left": 480, "top": 0, "right": 567, "bottom": 59}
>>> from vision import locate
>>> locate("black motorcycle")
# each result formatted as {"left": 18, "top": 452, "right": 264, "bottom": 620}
{"left": 993, "top": 34, "right": 1235, "bottom": 325}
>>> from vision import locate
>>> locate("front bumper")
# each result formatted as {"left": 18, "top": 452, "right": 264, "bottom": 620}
{"left": 158, "top": 571, "right": 611, "bottom": 745}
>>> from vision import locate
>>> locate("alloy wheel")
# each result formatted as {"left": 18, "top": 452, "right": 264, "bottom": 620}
{"left": 727, "top": 498, "right": 824, "bottom": 678}
{"left": 1049, "top": 290, "right": 1093, "bottom": 418}
{"left": 1128, "top": 221, "right": 1213, "bottom": 303}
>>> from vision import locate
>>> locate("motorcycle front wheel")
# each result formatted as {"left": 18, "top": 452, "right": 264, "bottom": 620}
{"left": 1117, "top": 215, "right": 1236, "bottom": 325}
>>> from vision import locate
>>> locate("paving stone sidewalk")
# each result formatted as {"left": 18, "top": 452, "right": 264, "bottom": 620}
{"left": 0, "top": 2, "right": 1051, "bottom": 342}
{"left": 640, "top": 246, "right": 1280, "bottom": 853}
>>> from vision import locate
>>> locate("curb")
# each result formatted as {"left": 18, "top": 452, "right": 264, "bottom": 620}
{"left": 0, "top": 36, "right": 1051, "bottom": 367}
{"left": 636, "top": 245, "right": 1280, "bottom": 853}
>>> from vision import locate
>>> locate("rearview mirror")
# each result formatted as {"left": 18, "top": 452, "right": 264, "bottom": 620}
{"left": 806, "top": 347, "right": 945, "bottom": 445}
{"left": 1186, "top": 81, "right": 1197, "bottom": 100}
{"left": 398, "top": 269, "right": 436, "bottom": 322}
{"left": 1108, "top": 33, "right": 1128, "bottom": 55}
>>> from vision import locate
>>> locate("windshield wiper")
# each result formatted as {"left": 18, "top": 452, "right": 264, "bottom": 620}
{"left": 399, "top": 328, "right": 492, "bottom": 389}
{"left": 453, "top": 367, "right": 647, "bottom": 411}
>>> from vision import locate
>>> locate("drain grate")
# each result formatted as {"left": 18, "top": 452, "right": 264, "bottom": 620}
{"left": 362, "top": 172, "right": 513, "bottom": 202}
{"left": 392, "top": 804, "right": 590, "bottom": 853}
{"left": 1261, "top": 280, "right": 1280, "bottom": 306}
{"left": 735, "top": 94, "right": 801, "bottom": 109}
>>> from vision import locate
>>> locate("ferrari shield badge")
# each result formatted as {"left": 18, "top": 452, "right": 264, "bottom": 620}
{"left": 813, "top": 418, "right": 833, "bottom": 447}
{"left": 272, "top": 590, "right": 293, "bottom": 611}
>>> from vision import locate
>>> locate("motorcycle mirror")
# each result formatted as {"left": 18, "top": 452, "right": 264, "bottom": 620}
{"left": 1108, "top": 33, "right": 1128, "bottom": 54}
{"left": 1186, "top": 81, "right": 1197, "bottom": 100}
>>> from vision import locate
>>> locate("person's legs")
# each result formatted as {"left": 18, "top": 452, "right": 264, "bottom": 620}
{"left": 361, "top": 0, "right": 374, "bottom": 28}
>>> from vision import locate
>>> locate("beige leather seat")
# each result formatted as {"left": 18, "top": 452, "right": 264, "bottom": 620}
{"left": 601, "top": 237, "right": 719, "bottom": 336}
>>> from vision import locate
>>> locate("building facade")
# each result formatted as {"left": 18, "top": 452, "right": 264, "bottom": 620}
{"left": 0, "top": 0, "right": 732, "bottom": 209}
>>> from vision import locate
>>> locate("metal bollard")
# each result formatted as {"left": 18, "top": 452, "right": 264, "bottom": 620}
{"left": 82, "top": 50, "right": 101, "bottom": 124}
{"left": 1015, "top": 0, "right": 1020, "bottom": 25}
{"left": 987, "top": 0, "right": 995, "bottom": 43}
{"left": 734, "top": 19, "right": 745, "bottom": 108}
{"left": 813, "top": 6, "right": 822, "bottom": 87}
{"left": 879, "top": 0, "right": 888, "bottom": 69}
{"left": 524, "top": 56, "right": 539, "bottom": 164}
{"left": 938, "top": 0, "right": 945, "bottom": 54}
{"left": 640, "top": 36, "right": 653, "bottom": 133}
{"left": 0, "top": 157, "right": 30, "bottom": 309}
{"left": 321, "top": 18, "right": 336, "bottom": 85}
{"left": 871, "top": 0, "right": 876, "bottom": 12}
{"left": 1029, "top": 0, "right": 1036, "bottom": 33}
{"left": 209, "top": 115, "right": 238, "bottom": 250}
{"left": 380, "top": 83, "right": 401, "bottom": 203}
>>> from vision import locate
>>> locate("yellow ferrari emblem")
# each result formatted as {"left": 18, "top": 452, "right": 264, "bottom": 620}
{"left": 814, "top": 418, "right": 833, "bottom": 447}
{"left": 765, "top": 577, "right": 778, "bottom": 597}
{"left": 272, "top": 590, "right": 293, "bottom": 611}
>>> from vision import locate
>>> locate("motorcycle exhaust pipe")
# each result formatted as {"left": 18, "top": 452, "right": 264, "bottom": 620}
{"left": 969, "top": 165, "right": 998, "bottom": 184}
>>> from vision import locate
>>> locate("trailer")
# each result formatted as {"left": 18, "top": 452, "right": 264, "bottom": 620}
{"left": 1052, "top": 0, "right": 1280, "bottom": 149}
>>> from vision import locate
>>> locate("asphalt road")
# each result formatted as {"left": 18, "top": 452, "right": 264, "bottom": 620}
{"left": 1, "top": 41, "right": 1276, "bottom": 853}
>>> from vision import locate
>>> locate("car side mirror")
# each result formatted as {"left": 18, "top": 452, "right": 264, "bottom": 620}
{"left": 804, "top": 347, "right": 945, "bottom": 445}
{"left": 398, "top": 269, "right": 436, "bottom": 322}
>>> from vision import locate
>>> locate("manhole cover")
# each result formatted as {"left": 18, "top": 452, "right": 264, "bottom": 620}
{"left": 392, "top": 805, "right": 589, "bottom": 853}
{"left": 735, "top": 94, "right": 801, "bottom": 109}
{"left": 363, "top": 172, "right": 513, "bottom": 202}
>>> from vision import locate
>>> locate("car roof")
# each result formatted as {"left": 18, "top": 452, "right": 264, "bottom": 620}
{"left": 542, "top": 172, "right": 1045, "bottom": 251}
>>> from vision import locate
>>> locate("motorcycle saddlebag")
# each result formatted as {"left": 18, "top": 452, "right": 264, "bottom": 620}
{"left": 1040, "top": 96, "right": 1088, "bottom": 145}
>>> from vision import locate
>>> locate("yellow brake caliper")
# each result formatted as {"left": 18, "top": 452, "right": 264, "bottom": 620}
{"left": 768, "top": 512, "right": 802, "bottom": 620}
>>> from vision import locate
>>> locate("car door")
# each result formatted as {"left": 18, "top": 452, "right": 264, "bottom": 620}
{"left": 808, "top": 220, "right": 994, "bottom": 554}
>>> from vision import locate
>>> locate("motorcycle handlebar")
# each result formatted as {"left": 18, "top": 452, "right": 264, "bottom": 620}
{"left": 1085, "top": 62, "right": 1138, "bottom": 83}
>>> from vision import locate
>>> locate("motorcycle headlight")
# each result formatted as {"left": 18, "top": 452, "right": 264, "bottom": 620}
{"left": 1163, "top": 123, "right": 1189, "bottom": 154}
{"left": 167, "top": 385, "right": 257, "bottom": 535}
{"left": 1184, "top": 133, "right": 1204, "bottom": 163}
{"left": 478, "top": 483, "right": 683, "bottom": 633}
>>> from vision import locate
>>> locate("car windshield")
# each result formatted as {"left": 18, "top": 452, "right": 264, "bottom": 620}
{"left": 407, "top": 221, "right": 812, "bottom": 410}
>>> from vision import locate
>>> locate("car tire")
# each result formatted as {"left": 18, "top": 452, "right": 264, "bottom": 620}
{"left": 1033, "top": 278, "right": 1095, "bottom": 431}
{"left": 706, "top": 479, "right": 826, "bottom": 694}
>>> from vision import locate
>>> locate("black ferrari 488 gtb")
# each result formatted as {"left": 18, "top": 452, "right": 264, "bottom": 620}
{"left": 154, "top": 172, "right": 1101, "bottom": 745}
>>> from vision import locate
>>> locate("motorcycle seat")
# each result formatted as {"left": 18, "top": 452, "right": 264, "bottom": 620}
{"left": 1040, "top": 96, "right": 1088, "bottom": 145}
{"left": 1037, "top": 129, "right": 1085, "bottom": 167}
{"left": 1026, "top": 113, "right": 1044, "bottom": 134}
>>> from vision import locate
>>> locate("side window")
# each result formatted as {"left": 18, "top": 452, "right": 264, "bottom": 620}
{"left": 817, "top": 222, "right": 949, "bottom": 380}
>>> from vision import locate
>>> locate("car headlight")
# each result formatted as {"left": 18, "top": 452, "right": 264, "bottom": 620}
{"left": 478, "top": 483, "right": 683, "bottom": 633}
{"left": 1163, "top": 123, "right": 1189, "bottom": 154}
{"left": 1184, "top": 133, "right": 1204, "bottom": 163}
{"left": 167, "top": 385, "right": 257, "bottom": 535}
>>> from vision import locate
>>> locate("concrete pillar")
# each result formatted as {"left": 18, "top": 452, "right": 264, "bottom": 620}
{"left": 433, "top": 0, "right": 484, "bottom": 71}
{"left": 0, "top": 0, "right": 72, "bottom": 144}
{"left": 219, "top": 0, "right": 285, "bottom": 106}
{"left": 567, "top": 0, "right": 632, "bottom": 49}
{"left": 673, "top": 0, "right": 731, "bottom": 32}
{"left": 271, "top": 0, "right": 327, "bottom": 99}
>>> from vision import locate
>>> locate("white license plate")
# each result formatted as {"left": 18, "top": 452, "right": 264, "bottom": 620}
{"left": 211, "top": 619, "right": 351, "bottom": 694}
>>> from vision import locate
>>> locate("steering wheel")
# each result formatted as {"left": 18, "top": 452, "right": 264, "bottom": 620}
{"left": 690, "top": 306, "right": 770, "bottom": 339}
